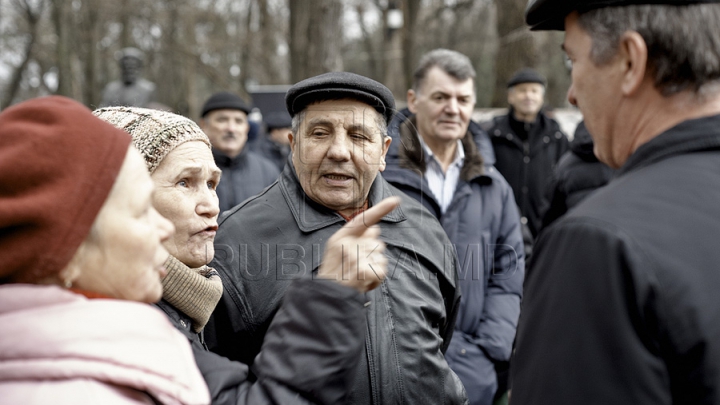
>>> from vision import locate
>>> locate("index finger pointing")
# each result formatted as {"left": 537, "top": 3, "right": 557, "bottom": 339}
{"left": 336, "top": 196, "right": 401, "bottom": 238}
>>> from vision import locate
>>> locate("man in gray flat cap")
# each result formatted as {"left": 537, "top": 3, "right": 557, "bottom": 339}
{"left": 511, "top": 1, "right": 720, "bottom": 404}
{"left": 206, "top": 72, "right": 467, "bottom": 404}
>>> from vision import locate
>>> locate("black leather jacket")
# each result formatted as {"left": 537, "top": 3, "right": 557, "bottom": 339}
{"left": 157, "top": 278, "right": 367, "bottom": 405}
{"left": 206, "top": 163, "right": 468, "bottom": 405}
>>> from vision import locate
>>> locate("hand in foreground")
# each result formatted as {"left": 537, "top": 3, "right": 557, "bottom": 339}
{"left": 318, "top": 197, "right": 401, "bottom": 293}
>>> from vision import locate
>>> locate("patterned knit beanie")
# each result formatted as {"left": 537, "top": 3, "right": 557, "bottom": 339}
{"left": 93, "top": 106, "right": 210, "bottom": 173}
{"left": 0, "top": 96, "right": 131, "bottom": 284}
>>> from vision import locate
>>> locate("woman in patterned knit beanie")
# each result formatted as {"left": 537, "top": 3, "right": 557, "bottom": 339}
{"left": 93, "top": 106, "right": 400, "bottom": 405}
{"left": 0, "top": 96, "right": 210, "bottom": 404}
{"left": 94, "top": 106, "right": 224, "bottom": 336}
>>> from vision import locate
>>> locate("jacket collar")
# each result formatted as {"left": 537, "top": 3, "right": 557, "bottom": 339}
{"left": 279, "top": 161, "right": 407, "bottom": 233}
{"left": 391, "top": 113, "right": 487, "bottom": 183}
{"left": 618, "top": 114, "right": 720, "bottom": 176}
{"left": 213, "top": 146, "right": 248, "bottom": 168}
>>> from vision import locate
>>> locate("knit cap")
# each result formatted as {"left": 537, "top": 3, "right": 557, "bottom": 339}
{"left": 93, "top": 107, "right": 211, "bottom": 173}
{"left": 0, "top": 96, "right": 131, "bottom": 284}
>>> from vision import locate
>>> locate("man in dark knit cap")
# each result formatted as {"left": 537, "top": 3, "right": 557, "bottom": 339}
{"left": 511, "top": 1, "right": 720, "bottom": 404}
{"left": 200, "top": 91, "right": 279, "bottom": 212}
{"left": 483, "top": 68, "right": 569, "bottom": 240}
{"left": 206, "top": 72, "right": 468, "bottom": 404}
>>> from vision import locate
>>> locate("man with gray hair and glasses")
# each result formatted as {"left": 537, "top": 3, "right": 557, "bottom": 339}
{"left": 383, "top": 48, "right": 525, "bottom": 405}
{"left": 511, "top": 1, "right": 720, "bottom": 404}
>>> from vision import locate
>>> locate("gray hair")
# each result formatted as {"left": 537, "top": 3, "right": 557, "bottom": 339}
{"left": 578, "top": 4, "right": 720, "bottom": 96}
{"left": 290, "top": 106, "right": 388, "bottom": 142}
{"left": 412, "top": 49, "right": 476, "bottom": 92}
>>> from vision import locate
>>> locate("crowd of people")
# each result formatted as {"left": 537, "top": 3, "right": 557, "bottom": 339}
{"left": 2, "top": 0, "right": 720, "bottom": 404}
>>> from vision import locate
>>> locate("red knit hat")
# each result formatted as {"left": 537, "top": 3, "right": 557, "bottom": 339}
{"left": 0, "top": 96, "right": 131, "bottom": 283}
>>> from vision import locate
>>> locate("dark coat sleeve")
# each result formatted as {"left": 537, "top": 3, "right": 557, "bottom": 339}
{"left": 510, "top": 218, "right": 669, "bottom": 405}
{"left": 474, "top": 181, "right": 525, "bottom": 362}
{"left": 197, "top": 279, "right": 367, "bottom": 405}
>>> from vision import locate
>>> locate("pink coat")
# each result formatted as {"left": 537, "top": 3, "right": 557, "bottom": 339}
{"left": 0, "top": 284, "right": 210, "bottom": 405}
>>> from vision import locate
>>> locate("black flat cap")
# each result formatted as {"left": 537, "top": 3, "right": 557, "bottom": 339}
{"left": 508, "top": 68, "right": 547, "bottom": 88}
{"left": 526, "top": 0, "right": 720, "bottom": 31}
{"left": 285, "top": 72, "right": 396, "bottom": 124}
{"left": 201, "top": 91, "right": 251, "bottom": 117}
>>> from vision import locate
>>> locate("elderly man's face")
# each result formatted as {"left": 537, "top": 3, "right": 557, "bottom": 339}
{"left": 151, "top": 141, "right": 221, "bottom": 268}
{"left": 564, "top": 12, "right": 624, "bottom": 168}
{"left": 508, "top": 82, "right": 545, "bottom": 120}
{"left": 201, "top": 109, "right": 250, "bottom": 159}
{"left": 290, "top": 99, "right": 391, "bottom": 217}
{"left": 408, "top": 67, "right": 475, "bottom": 145}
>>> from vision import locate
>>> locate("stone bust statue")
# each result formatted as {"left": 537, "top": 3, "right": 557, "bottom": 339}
{"left": 100, "top": 47, "right": 156, "bottom": 108}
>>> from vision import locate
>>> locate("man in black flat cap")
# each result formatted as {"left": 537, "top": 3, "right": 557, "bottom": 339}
{"left": 200, "top": 91, "right": 280, "bottom": 212}
{"left": 511, "top": 1, "right": 720, "bottom": 404}
{"left": 206, "top": 72, "right": 468, "bottom": 404}
{"left": 484, "top": 68, "right": 569, "bottom": 240}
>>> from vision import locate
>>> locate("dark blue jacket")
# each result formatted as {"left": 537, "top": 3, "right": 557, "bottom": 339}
{"left": 383, "top": 110, "right": 525, "bottom": 398}
{"left": 213, "top": 148, "right": 280, "bottom": 213}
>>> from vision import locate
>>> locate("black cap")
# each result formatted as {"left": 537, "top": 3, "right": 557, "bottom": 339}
{"left": 526, "top": 0, "right": 720, "bottom": 31}
{"left": 201, "top": 91, "right": 251, "bottom": 117}
{"left": 264, "top": 111, "right": 292, "bottom": 130}
{"left": 285, "top": 72, "right": 396, "bottom": 124}
{"left": 507, "top": 68, "right": 547, "bottom": 88}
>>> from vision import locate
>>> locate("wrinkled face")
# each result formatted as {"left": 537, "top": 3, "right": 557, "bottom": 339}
{"left": 201, "top": 109, "right": 249, "bottom": 159}
{"left": 408, "top": 67, "right": 475, "bottom": 145}
{"left": 508, "top": 82, "right": 545, "bottom": 119}
{"left": 151, "top": 141, "right": 221, "bottom": 268}
{"left": 564, "top": 12, "right": 623, "bottom": 167}
{"left": 73, "top": 147, "right": 174, "bottom": 303}
{"left": 290, "top": 99, "right": 391, "bottom": 217}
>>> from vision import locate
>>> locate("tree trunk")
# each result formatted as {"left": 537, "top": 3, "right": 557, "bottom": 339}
{"left": 401, "top": 0, "right": 420, "bottom": 91}
{"left": 289, "top": 0, "right": 342, "bottom": 83}
{"left": 1, "top": 0, "right": 44, "bottom": 109}
{"left": 52, "top": 0, "right": 73, "bottom": 97}
{"left": 80, "top": 0, "right": 101, "bottom": 107}
{"left": 491, "top": 0, "right": 537, "bottom": 107}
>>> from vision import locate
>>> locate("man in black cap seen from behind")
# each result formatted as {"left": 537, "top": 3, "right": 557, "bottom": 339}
{"left": 200, "top": 91, "right": 280, "bottom": 213}
{"left": 511, "top": 1, "right": 720, "bottom": 404}
{"left": 206, "top": 71, "right": 468, "bottom": 404}
{"left": 484, "top": 68, "right": 569, "bottom": 241}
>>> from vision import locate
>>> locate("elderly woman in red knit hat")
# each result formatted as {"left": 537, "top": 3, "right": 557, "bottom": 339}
{"left": 0, "top": 97, "right": 396, "bottom": 405}
{"left": 0, "top": 96, "right": 208, "bottom": 404}
{"left": 90, "top": 106, "right": 398, "bottom": 405}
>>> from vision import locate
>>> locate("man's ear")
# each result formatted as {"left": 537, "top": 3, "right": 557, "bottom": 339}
{"left": 198, "top": 118, "right": 207, "bottom": 131}
{"left": 618, "top": 30, "right": 648, "bottom": 97}
{"left": 378, "top": 136, "right": 392, "bottom": 172}
{"left": 288, "top": 132, "right": 295, "bottom": 154}
{"left": 407, "top": 89, "right": 418, "bottom": 114}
